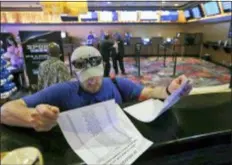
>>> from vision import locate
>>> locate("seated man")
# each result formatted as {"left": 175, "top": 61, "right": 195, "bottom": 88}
{"left": 0, "top": 46, "right": 192, "bottom": 132}
{"left": 37, "top": 42, "right": 71, "bottom": 90}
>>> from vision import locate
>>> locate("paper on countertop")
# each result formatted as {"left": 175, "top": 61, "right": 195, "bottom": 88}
{"left": 124, "top": 80, "right": 191, "bottom": 123}
{"left": 190, "top": 84, "right": 231, "bottom": 95}
{"left": 58, "top": 100, "right": 153, "bottom": 165}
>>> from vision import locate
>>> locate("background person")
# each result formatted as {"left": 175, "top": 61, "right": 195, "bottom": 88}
{"left": 112, "top": 35, "right": 126, "bottom": 75}
{"left": 37, "top": 42, "right": 71, "bottom": 91}
{"left": 100, "top": 34, "right": 114, "bottom": 77}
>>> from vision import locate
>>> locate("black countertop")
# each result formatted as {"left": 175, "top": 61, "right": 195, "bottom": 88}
{"left": 1, "top": 92, "right": 231, "bottom": 165}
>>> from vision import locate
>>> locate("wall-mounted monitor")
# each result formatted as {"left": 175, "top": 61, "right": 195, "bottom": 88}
{"left": 80, "top": 12, "right": 98, "bottom": 21}
{"left": 184, "top": 9, "right": 193, "bottom": 20}
{"left": 119, "top": 11, "right": 137, "bottom": 22}
{"left": 99, "top": 11, "right": 113, "bottom": 22}
{"left": 142, "top": 38, "right": 151, "bottom": 45}
{"left": 140, "top": 11, "right": 158, "bottom": 21}
{"left": 203, "top": 1, "right": 220, "bottom": 16}
{"left": 191, "top": 6, "right": 204, "bottom": 19}
{"left": 221, "top": 1, "right": 232, "bottom": 12}
{"left": 161, "top": 11, "right": 178, "bottom": 22}
{"left": 99, "top": 11, "right": 118, "bottom": 22}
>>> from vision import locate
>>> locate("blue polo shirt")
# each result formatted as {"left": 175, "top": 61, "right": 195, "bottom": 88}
{"left": 23, "top": 78, "right": 144, "bottom": 111}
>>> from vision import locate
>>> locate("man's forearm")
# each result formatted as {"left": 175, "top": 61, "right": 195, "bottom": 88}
{"left": 140, "top": 86, "right": 169, "bottom": 100}
{"left": 1, "top": 100, "right": 34, "bottom": 128}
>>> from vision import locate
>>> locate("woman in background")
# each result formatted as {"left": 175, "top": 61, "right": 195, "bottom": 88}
{"left": 2, "top": 36, "right": 24, "bottom": 69}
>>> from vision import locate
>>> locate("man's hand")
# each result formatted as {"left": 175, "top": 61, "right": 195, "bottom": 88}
{"left": 168, "top": 75, "right": 192, "bottom": 96}
{"left": 30, "top": 104, "right": 59, "bottom": 132}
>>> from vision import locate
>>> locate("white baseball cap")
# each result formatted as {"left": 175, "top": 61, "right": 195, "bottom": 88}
{"left": 71, "top": 46, "right": 104, "bottom": 83}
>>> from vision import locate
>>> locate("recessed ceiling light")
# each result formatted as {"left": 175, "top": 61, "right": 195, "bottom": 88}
{"left": 174, "top": 4, "right": 179, "bottom": 6}
{"left": 107, "top": 1, "right": 111, "bottom": 4}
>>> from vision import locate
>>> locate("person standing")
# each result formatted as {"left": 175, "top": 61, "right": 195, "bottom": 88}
{"left": 100, "top": 29, "right": 105, "bottom": 41}
{"left": 37, "top": 42, "right": 71, "bottom": 91}
{"left": 0, "top": 41, "right": 5, "bottom": 57}
{"left": 100, "top": 34, "right": 114, "bottom": 77}
{"left": 2, "top": 36, "right": 24, "bottom": 69}
{"left": 112, "top": 35, "right": 126, "bottom": 75}
{"left": 87, "top": 31, "right": 95, "bottom": 46}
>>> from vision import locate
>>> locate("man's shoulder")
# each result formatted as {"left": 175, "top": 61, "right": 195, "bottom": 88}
{"left": 51, "top": 60, "right": 66, "bottom": 68}
{"left": 103, "top": 77, "right": 132, "bottom": 86}
{"left": 44, "top": 80, "right": 79, "bottom": 92}
{"left": 40, "top": 59, "right": 50, "bottom": 67}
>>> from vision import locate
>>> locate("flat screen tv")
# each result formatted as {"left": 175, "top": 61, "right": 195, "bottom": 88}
{"left": 184, "top": 9, "right": 193, "bottom": 20}
{"left": 161, "top": 11, "right": 178, "bottom": 22}
{"left": 80, "top": 11, "right": 98, "bottom": 21}
{"left": 191, "top": 6, "right": 204, "bottom": 19}
{"left": 140, "top": 11, "right": 158, "bottom": 21}
{"left": 99, "top": 11, "right": 113, "bottom": 22}
{"left": 203, "top": 1, "right": 220, "bottom": 16}
{"left": 221, "top": 1, "right": 232, "bottom": 12}
{"left": 120, "top": 11, "right": 137, "bottom": 22}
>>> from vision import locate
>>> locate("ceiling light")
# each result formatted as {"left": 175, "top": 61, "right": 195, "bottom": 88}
{"left": 107, "top": 1, "right": 111, "bottom": 4}
{"left": 174, "top": 4, "right": 179, "bottom": 6}
{"left": 162, "top": 1, "right": 166, "bottom": 3}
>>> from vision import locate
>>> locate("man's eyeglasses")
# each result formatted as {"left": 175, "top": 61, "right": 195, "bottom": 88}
{"left": 72, "top": 56, "right": 102, "bottom": 69}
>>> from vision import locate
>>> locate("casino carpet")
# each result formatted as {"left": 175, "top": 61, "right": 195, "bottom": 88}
{"left": 112, "top": 57, "right": 230, "bottom": 88}
{"left": 5, "top": 57, "right": 230, "bottom": 101}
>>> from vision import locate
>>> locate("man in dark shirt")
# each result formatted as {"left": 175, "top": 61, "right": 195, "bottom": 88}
{"left": 100, "top": 34, "right": 114, "bottom": 77}
{"left": 112, "top": 35, "right": 126, "bottom": 75}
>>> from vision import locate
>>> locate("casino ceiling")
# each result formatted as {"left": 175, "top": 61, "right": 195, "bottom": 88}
{"left": 0, "top": 0, "right": 203, "bottom": 11}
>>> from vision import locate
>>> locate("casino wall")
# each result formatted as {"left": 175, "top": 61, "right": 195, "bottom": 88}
{"left": 1, "top": 21, "right": 231, "bottom": 66}
{"left": 184, "top": 21, "right": 231, "bottom": 67}
{"left": 1, "top": 24, "right": 185, "bottom": 39}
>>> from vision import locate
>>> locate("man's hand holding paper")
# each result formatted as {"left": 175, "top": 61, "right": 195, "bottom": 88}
{"left": 124, "top": 75, "right": 193, "bottom": 123}
{"left": 168, "top": 75, "right": 193, "bottom": 97}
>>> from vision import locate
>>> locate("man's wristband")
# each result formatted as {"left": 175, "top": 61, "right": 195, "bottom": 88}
{"left": 166, "top": 86, "right": 171, "bottom": 95}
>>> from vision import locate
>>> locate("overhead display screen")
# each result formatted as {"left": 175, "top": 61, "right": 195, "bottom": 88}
{"left": 191, "top": 6, "right": 203, "bottom": 18}
{"left": 80, "top": 12, "right": 98, "bottom": 21}
{"left": 221, "top": 1, "right": 232, "bottom": 12}
{"left": 203, "top": 1, "right": 220, "bottom": 16}
{"left": 119, "top": 11, "right": 137, "bottom": 22}
{"left": 140, "top": 11, "right": 158, "bottom": 20}
{"left": 99, "top": 11, "right": 113, "bottom": 22}
{"left": 98, "top": 11, "right": 118, "bottom": 22}
{"left": 161, "top": 11, "right": 178, "bottom": 21}
{"left": 184, "top": 10, "right": 191, "bottom": 19}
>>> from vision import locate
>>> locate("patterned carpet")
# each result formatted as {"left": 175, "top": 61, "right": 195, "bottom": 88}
{"left": 112, "top": 57, "right": 230, "bottom": 88}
